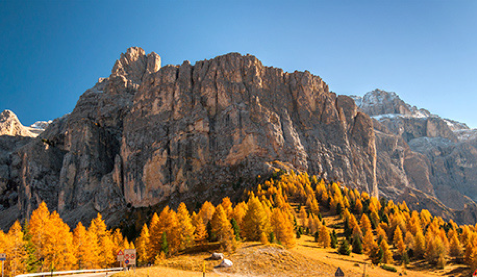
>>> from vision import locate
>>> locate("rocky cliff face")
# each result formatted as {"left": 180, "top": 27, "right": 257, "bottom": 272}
{"left": 2, "top": 49, "right": 477, "bottom": 230}
{"left": 0, "top": 48, "right": 379, "bottom": 229}
{"left": 352, "top": 89, "right": 477, "bottom": 222}
{"left": 0, "top": 110, "right": 39, "bottom": 225}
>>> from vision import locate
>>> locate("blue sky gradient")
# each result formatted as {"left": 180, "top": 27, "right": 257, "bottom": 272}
{"left": 1, "top": 0, "right": 476, "bottom": 127}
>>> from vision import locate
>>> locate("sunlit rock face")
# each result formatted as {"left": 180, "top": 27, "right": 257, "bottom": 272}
{"left": 0, "top": 48, "right": 379, "bottom": 229}
{"left": 121, "top": 53, "right": 378, "bottom": 208}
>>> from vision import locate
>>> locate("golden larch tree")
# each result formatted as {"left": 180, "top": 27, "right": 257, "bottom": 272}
{"left": 44, "top": 211, "right": 76, "bottom": 271}
{"left": 136, "top": 224, "right": 151, "bottom": 265}
{"left": 157, "top": 206, "right": 180, "bottom": 254}
{"left": 192, "top": 214, "right": 207, "bottom": 246}
{"left": 28, "top": 201, "right": 51, "bottom": 268}
{"left": 220, "top": 197, "right": 234, "bottom": 219}
{"left": 414, "top": 231, "right": 426, "bottom": 258}
{"left": 90, "top": 213, "right": 114, "bottom": 268}
{"left": 242, "top": 196, "right": 270, "bottom": 241}
{"left": 359, "top": 213, "right": 372, "bottom": 235}
{"left": 198, "top": 201, "right": 216, "bottom": 224}
{"left": 363, "top": 229, "right": 374, "bottom": 254}
{"left": 177, "top": 203, "right": 195, "bottom": 250}
{"left": 319, "top": 225, "right": 331, "bottom": 248}
{"left": 449, "top": 231, "right": 463, "bottom": 259}
{"left": 73, "top": 222, "right": 95, "bottom": 269}
{"left": 148, "top": 212, "right": 161, "bottom": 254}
{"left": 299, "top": 206, "right": 308, "bottom": 227}
{"left": 211, "top": 205, "right": 233, "bottom": 243}
{"left": 270, "top": 208, "right": 296, "bottom": 249}
{"left": 6, "top": 221, "right": 27, "bottom": 276}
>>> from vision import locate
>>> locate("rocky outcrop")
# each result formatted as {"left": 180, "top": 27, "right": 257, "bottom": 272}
{"left": 121, "top": 54, "right": 378, "bottom": 208}
{"left": 354, "top": 89, "right": 477, "bottom": 221}
{"left": 0, "top": 48, "right": 380, "bottom": 229}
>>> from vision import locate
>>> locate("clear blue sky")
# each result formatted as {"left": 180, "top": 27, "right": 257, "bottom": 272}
{"left": 1, "top": 0, "right": 476, "bottom": 127}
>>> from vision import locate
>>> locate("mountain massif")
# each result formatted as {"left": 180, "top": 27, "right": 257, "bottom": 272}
{"left": 1, "top": 47, "right": 476, "bottom": 229}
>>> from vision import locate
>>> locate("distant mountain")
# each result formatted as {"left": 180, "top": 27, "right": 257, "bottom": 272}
{"left": 352, "top": 89, "right": 477, "bottom": 222}
{"left": 1, "top": 48, "right": 477, "bottom": 231}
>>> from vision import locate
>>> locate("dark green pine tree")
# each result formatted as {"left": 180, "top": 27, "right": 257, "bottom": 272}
{"left": 269, "top": 232, "right": 275, "bottom": 244}
{"left": 161, "top": 232, "right": 169, "bottom": 256}
{"left": 352, "top": 234, "right": 363, "bottom": 254}
{"left": 23, "top": 221, "right": 40, "bottom": 273}
{"left": 230, "top": 218, "right": 241, "bottom": 241}
{"left": 338, "top": 239, "right": 351, "bottom": 256}
{"left": 331, "top": 230, "right": 338, "bottom": 249}
{"left": 206, "top": 221, "right": 216, "bottom": 242}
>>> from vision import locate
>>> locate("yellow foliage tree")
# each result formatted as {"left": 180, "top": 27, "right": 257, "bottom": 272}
{"left": 449, "top": 231, "right": 462, "bottom": 259}
{"left": 220, "top": 197, "right": 234, "bottom": 219}
{"left": 136, "top": 224, "right": 151, "bottom": 265}
{"left": 28, "top": 202, "right": 51, "bottom": 269}
{"left": 211, "top": 205, "right": 233, "bottom": 243}
{"left": 359, "top": 214, "right": 372, "bottom": 235}
{"left": 90, "top": 213, "right": 114, "bottom": 268}
{"left": 363, "top": 229, "right": 374, "bottom": 254}
{"left": 148, "top": 212, "right": 161, "bottom": 254}
{"left": 380, "top": 239, "right": 393, "bottom": 264}
{"left": 176, "top": 203, "right": 195, "bottom": 250}
{"left": 414, "top": 231, "right": 426, "bottom": 258}
{"left": 319, "top": 225, "right": 331, "bottom": 248}
{"left": 232, "top": 202, "right": 248, "bottom": 228}
{"left": 73, "top": 222, "right": 94, "bottom": 269}
{"left": 6, "top": 221, "right": 27, "bottom": 276}
{"left": 242, "top": 196, "right": 270, "bottom": 241}
{"left": 192, "top": 213, "right": 207, "bottom": 246}
{"left": 270, "top": 208, "right": 296, "bottom": 248}
{"left": 198, "top": 201, "right": 216, "bottom": 224}
{"left": 299, "top": 206, "right": 308, "bottom": 227}
{"left": 157, "top": 206, "right": 180, "bottom": 255}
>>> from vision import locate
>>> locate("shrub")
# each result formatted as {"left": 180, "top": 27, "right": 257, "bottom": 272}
{"left": 381, "top": 264, "right": 397, "bottom": 272}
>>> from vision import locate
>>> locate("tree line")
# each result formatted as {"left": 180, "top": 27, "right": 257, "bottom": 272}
{"left": 2, "top": 170, "right": 477, "bottom": 276}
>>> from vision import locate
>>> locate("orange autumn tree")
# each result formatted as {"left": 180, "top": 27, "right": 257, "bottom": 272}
{"left": 242, "top": 196, "right": 270, "bottom": 242}
{"left": 148, "top": 212, "right": 161, "bottom": 255}
{"left": 44, "top": 212, "right": 76, "bottom": 270}
{"left": 6, "top": 221, "right": 27, "bottom": 277}
{"left": 270, "top": 208, "right": 296, "bottom": 248}
{"left": 89, "top": 214, "right": 114, "bottom": 267}
{"left": 73, "top": 222, "right": 95, "bottom": 269}
{"left": 176, "top": 203, "right": 195, "bottom": 250}
{"left": 211, "top": 205, "right": 234, "bottom": 249}
{"left": 28, "top": 202, "right": 51, "bottom": 270}
{"left": 136, "top": 224, "right": 151, "bottom": 265}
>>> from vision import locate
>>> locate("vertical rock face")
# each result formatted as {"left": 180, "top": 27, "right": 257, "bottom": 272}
{"left": 0, "top": 48, "right": 379, "bottom": 229}
{"left": 121, "top": 53, "right": 378, "bottom": 207}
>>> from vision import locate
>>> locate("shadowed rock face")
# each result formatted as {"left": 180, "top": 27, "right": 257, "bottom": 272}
{"left": 0, "top": 48, "right": 378, "bottom": 229}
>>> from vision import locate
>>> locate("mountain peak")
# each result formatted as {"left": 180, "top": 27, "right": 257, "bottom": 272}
{"left": 111, "top": 47, "right": 161, "bottom": 83}
{"left": 351, "top": 89, "right": 431, "bottom": 119}
{"left": 0, "top": 109, "right": 36, "bottom": 137}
